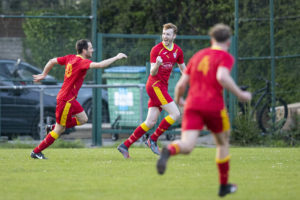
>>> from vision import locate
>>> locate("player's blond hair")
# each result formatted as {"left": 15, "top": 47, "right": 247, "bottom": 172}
{"left": 163, "top": 23, "right": 178, "bottom": 34}
{"left": 209, "top": 23, "right": 232, "bottom": 42}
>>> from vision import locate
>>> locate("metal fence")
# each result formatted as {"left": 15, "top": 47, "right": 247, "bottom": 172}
{"left": 2, "top": 0, "right": 299, "bottom": 145}
{"left": 232, "top": 0, "right": 300, "bottom": 133}
{"left": 92, "top": 33, "right": 216, "bottom": 145}
{"left": 0, "top": 0, "right": 97, "bottom": 81}
{"left": 235, "top": 0, "right": 300, "bottom": 108}
{"left": 0, "top": 84, "right": 145, "bottom": 141}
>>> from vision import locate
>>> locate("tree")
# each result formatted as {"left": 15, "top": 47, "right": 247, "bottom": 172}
{"left": 22, "top": 2, "right": 90, "bottom": 80}
{"left": 21, "top": 0, "right": 300, "bottom": 104}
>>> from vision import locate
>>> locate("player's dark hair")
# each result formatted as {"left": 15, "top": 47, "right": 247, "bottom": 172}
{"left": 76, "top": 39, "right": 91, "bottom": 54}
{"left": 209, "top": 23, "right": 232, "bottom": 42}
{"left": 163, "top": 23, "right": 177, "bottom": 34}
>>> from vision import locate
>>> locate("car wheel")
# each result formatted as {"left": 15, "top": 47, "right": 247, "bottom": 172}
{"left": 111, "top": 134, "right": 119, "bottom": 141}
{"left": 166, "top": 133, "right": 176, "bottom": 141}
{"left": 83, "top": 99, "right": 93, "bottom": 123}
{"left": 83, "top": 99, "right": 110, "bottom": 123}
{"left": 101, "top": 100, "right": 110, "bottom": 123}
{"left": 31, "top": 111, "right": 56, "bottom": 140}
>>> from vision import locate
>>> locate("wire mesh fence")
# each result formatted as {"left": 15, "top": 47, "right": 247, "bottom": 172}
{"left": 235, "top": 0, "right": 300, "bottom": 133}
{"left": 0, "top": 84, "right": 144, "bottom": 140}
{"left": 1, "top": 0, "right": 300, "bottom": 144}
{"left": 237, "top": 0, "right": 300, "bottom": 103}
{"left": 0, "top": 0, "right": 93, "bottom": 81}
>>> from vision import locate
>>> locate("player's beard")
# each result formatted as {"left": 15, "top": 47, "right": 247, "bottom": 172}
{"left": 86, "top": 52, "right": 92, "bottom": 59}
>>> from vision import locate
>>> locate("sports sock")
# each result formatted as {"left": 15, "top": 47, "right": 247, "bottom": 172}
{"left": 216, "top": 155, "right": 230, "bottom": 185}
{"left": 150, "top": 115, "right": 175, "bottom": 141}
{"left": 33, "top": 131, "right": 59, "bottom": 153}
{"left": 167, "top": 143, "right": 180, "bottom": 155}
{"left": 124, "top": 123, "right": 150, "bottom": 148}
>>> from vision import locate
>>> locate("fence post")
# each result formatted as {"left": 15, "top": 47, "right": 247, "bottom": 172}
{"left": 269, "top": 0, "right": 276, "bottom": 129}
{"left": 92, "top": 33, "right": 103, "bottom": 146}
{"left": 0, "top": 89, "right": 1, "bottom": 137}
{"left": 39, "top": 87, "right": 45, "bottom": 140}
{"left": 139, "top": 85, "right": 144, "bottom": 124}
{"left": 228, "top": 36, "right": 238, "bottom": 123}
{"left": 138, "top": 84, "right": 144, "bottom": 143}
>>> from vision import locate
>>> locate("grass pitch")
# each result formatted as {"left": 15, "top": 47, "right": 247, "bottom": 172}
{"left": 0, "top": 147, "right": 299, "bottom": 200}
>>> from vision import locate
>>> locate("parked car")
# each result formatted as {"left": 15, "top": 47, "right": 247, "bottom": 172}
{"left": 44, "top": 83, "right": 109, "bottom": 123}
{"left": 0, "top": 73, "right": 57, "bottom": 139}
{"left": 0, "top": 59, "right": 57, "bottom": 85}
{"left": 0, "top": 59, "right": 109, "bottom": 139}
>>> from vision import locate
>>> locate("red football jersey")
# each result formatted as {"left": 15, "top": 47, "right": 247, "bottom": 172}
{"left": 148, "top": 42, "right": 184, "bottom": 85}
{"left": 56, "top": 55, "right": 92, "bottom": 101}
{"left": 184, "top": 47, "right": 234, "bottom": 111}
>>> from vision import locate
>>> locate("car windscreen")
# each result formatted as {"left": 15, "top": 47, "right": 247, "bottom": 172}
{"left": 17, "top": 64, "right": 39, "bottom": 80}
{"left": 0, "top": 63, "right": 14, "bottom": 78}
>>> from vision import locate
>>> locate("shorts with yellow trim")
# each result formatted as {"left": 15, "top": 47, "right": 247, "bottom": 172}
{"left": 56, "top": 99, "right": 84, "bottom": 127}
{"left": 146, "top": 79, "right": 173, "bottom": 111}
{"left": 182, "top": 107, "right": 231, "bottom": 134}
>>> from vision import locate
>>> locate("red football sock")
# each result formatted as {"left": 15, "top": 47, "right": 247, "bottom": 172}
{"left": 124, "top": 123, "right": 150, "bottom": 148}
{"left": 33, "top": 131, "right": 59, "bottom": 153}
{"left": 216, "top": 155, "right": 230, "bottom": 185}
{"left": 167, "top": 143, "right": 180, "bottom": 156}
{"left": 150, "top": 115, "right": 175, "bottom": 142}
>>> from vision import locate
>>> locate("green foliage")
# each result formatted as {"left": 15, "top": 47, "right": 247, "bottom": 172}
{"left": 232, "top": 104, "right": 300, "bottom": 147}
{"left": 96, "top": 0, "right": 300, "bottom": 105}
{"left": 231, "top": 105, "right": 263, "bottom": 146}
{"left": 20, "top": 0, "right": 300, "bottom": 103}
{"left": 98, "top": 0, "right": 234, "bottom": 35}
{"left": 20, "top": 0, "right": 234, "bottom": 80}
{"left": 237, "top": 0, "right": 300, "bottom": 104}
{"left": 266, "top": 113, "right": 300, "bottom": 147}
{"left": 288, "top": 114, "right": 300, "bottom": 144}
{"left": 263, "top": 112, "right": 288, "bottom": 134}
{"left": 97, "top": 0, "right": 234, "bottom": 66}
{"left": 2, "top": 0, "right": 89, "bottom": 14}
{"left": 22, "top": 8, "right": 90, "bottom": 80}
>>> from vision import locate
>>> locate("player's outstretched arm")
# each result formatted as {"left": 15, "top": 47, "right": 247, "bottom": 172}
{"left": 32, "top": 58, "right": 58, "bottom": 82}
{"left": 174, "top": 73, "right": 189, "bottom": 107}
{"left": 217, "top": 67, "right": 252, "bottom": 102}
{"left": 89, "top": 53, "right": 127, "bottom": 69}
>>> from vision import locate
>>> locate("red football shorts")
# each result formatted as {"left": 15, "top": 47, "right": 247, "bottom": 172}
{"left": 146, "top": 80, "right": 173, "bottom": 111}
{"left": 182, "top": 107, "right": 231, "bottom": 134}
{"left": 56, "top": 99, "right": 84, "bottom": 127}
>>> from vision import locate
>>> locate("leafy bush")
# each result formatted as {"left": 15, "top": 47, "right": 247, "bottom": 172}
{"left": 231, "top": 111, "right": 263, "bottom": 146}
{"left": 273, "top": 113, "right": 300, "bottom": 147}
{"left": 286, "top": 113, "right": 300, "bottom": 146}
{"left": 22, "top": 9, "right": 90, "bottom": 81}
{"left": 231, "top": 105, "right": 300, "bottom": 147}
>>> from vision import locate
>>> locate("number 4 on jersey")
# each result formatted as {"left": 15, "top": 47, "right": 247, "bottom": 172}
{"left": 197, "top": 56, "right": 209, "bottom": 76}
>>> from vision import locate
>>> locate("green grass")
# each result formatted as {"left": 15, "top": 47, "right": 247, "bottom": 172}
{"left": 0, "top": 148, "right": 299, "bottom": 200}
{"left": 0, "top": 139, "right": 85, "bottom": 149}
